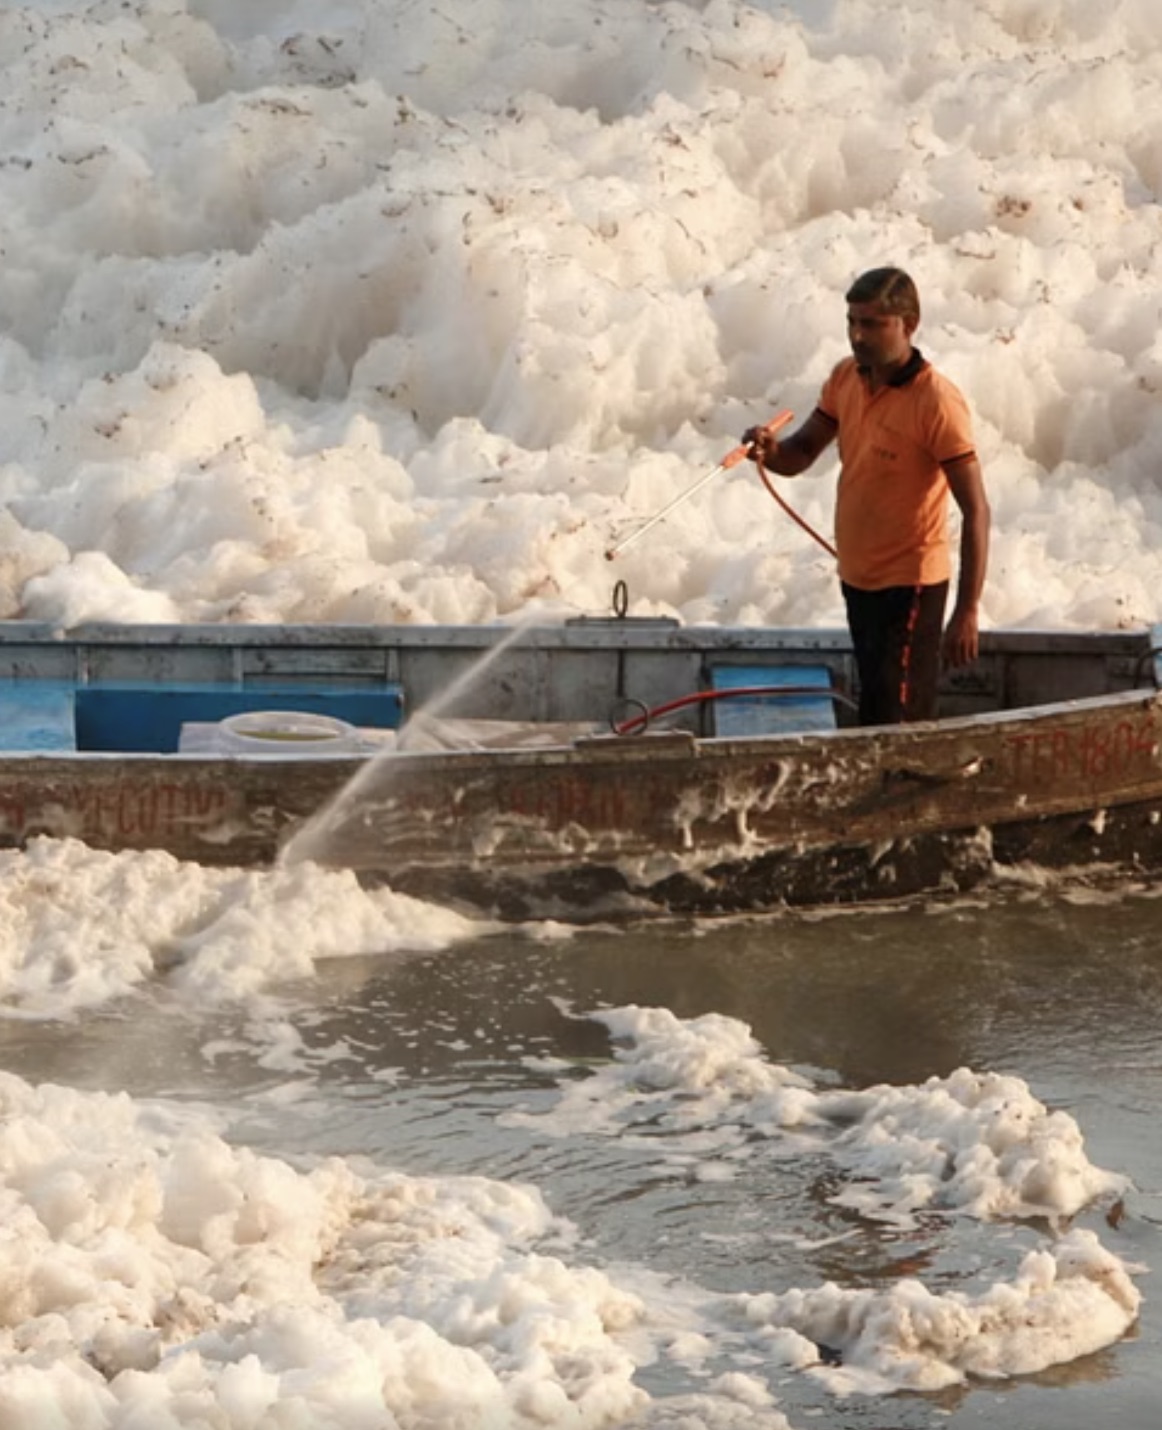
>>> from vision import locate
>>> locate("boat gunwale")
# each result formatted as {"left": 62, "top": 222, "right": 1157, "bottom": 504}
{"left": 0, "top": 619, "right": 1152, "bottom": 655}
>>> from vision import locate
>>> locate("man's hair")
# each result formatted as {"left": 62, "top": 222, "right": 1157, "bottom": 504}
{"left": 845, "top": 267, "right": 920, "bottom": 323}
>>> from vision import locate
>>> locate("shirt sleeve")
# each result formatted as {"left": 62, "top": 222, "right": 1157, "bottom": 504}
{"left": 817, "top": 362, "right": 845, "bottom": 424}
{"left": 926, "top": 375, "right": 976, "bottom": 465}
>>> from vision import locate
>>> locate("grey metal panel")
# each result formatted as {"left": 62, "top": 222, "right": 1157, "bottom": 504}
{"left": 238, "top": 648, "right": 393, "bottom": 681}
{"left": 81, "top": 646, "right": 239, "bottom": 684}
{"left": 978, "top": 628, "right": 1149, "bottom": 656}
{"left": 0, "top": 647, "right": 79, "bottom": 681}
{"left": 0, "top": 619, "right": 1147, "bottom": 652}
{"left": 940, "top": 653, "right": 1001, "bottom": 706}
{"left": 0, "top": 623, "right": 1155, "bottom": 728}
{"left": 1002, "top": 652, "right": 1126, "bottom": 709}
{"left": 384, "top": 648, "right": 522, "bottom": 720}
{"left": 0, "top": 621, "right": 856, "bottom": 656}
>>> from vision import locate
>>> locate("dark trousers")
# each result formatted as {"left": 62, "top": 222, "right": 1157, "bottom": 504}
{"left": 842, "top": 581, "right": 949, "bottom": 725}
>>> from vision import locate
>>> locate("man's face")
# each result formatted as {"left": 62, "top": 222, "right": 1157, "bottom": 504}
{"left": 846, "top": 301, "right": 915, "bottom": 370}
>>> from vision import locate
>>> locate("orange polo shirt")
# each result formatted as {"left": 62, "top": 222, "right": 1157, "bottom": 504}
{"left": 818, "top": 350, "right": 976, "bottom": 590}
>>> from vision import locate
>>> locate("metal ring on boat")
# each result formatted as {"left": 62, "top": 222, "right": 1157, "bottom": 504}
{"left": 609, "top": 696, "right": 648, "bottom": 735}
{"left": 1132, "top": 646, "right": 1162, "bottom": 687}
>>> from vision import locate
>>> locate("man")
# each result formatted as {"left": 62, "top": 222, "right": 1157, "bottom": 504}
{"left": 746, "top": 266, "right": 990, "bottom": 725}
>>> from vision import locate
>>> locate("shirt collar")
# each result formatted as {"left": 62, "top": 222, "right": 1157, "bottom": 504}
{"left": 856, "top": 347, "right": 927, "bottom": 387}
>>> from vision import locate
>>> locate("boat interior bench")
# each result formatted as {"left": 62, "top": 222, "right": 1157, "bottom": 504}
{"left": 707, "top": 664, "right": 839, "bottom": 736}
{"left": 0, "top": 679, "right": 405, "bottom": 753}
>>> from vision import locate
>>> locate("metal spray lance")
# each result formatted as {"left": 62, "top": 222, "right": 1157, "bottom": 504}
{"left": 604, "top": 410, "right": 794, "bottom": 561}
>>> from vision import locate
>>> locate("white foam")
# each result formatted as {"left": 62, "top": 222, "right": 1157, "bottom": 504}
{"left": 507, "top": 1004, "right": 1140, "bottom": 1390}
{"left": 0, "top": 1070, "right": 651, "bottom": 1428}
{"left": 0, "top": 1000, "right": 1139, "bottom": 1425}
{"left": 0, "top": 837, "right": 486, "bottom": 1017}
{"left": 509, "top": 1006, "right": 1125, "bottom": 1221}
{"left": 738, "top": 1228, "right": 1141, "bottom": 1393}
{"left": 1, "top": 0, "right": 1160, "bottom": 629}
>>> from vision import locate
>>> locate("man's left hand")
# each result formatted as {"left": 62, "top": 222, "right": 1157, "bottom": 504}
{"left": 942, "top": 607, "right": 980, "bottom": 669}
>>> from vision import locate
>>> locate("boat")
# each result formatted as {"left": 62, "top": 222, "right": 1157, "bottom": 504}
{"left": 0, "top": 611, "right": 1160, "bottom": 919}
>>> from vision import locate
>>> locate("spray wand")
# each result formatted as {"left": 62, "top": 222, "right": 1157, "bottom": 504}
{"left": 604, "top": 410, "right": 794, "bottom": 561}
{"left": 605, "top": 408, "right": 836, "bottom": 562}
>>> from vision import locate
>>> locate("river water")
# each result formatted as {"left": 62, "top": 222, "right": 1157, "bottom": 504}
{"left": 3, "top": 872, "right": 1159, "bottom": 1429}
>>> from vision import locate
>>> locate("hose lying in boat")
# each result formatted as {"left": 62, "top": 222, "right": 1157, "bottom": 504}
{"left": 612, "top": 685, "right": 858, "bottom": 735}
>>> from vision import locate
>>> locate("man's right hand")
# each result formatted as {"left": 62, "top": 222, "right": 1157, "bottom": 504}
{"left": 744, "top": 409, "right": 836, "bottom": 478}
{"left": 743, "top": 426, "right": 780, "bottom": 466}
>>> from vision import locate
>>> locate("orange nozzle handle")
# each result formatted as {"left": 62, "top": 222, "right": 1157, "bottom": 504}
{"left": 720, "top": 409, "right": 794, "bottom": 471}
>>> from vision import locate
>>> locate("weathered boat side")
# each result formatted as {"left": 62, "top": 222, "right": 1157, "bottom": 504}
{"left": 0, "top": 619, "right": 1159, "bottom": 918}
{"left": 0, "top": 753, "right": 353, "bottom": 868}
{"left": 293, "top": 686, "right": 1162, "bottom": 913}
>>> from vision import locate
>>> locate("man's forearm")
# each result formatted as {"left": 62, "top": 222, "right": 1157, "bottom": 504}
{"left": 748, "top": 410, "right": 835, "bottom": 476}
{"left": 762, "top": 432, "right": 817, "bottom": 476}
{"left": 954, "top": 516, "right": 989, "bottom": 613}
